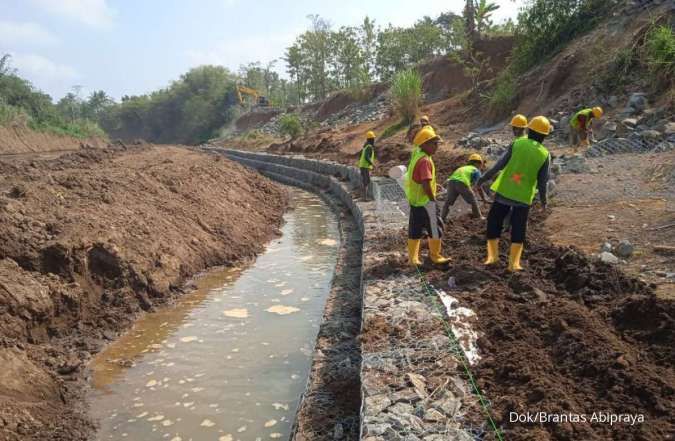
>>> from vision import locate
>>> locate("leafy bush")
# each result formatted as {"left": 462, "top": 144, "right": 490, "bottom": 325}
{"left": 0, "top": 102, "right": 29, "bottom": 126}
{"left": 643, "top": 24, "right": 675, "bottom": 87}
{"left": 390, "top": 69, "right": 422, "bottom": 124}
{"left": 279, "top": 113, "right": 303, "bottom": 139}
{"left": 512, "top": 0, "right": 620, "bottom": 73}
{"left": 486, "top": 69, "right": 517, "bottom": 115}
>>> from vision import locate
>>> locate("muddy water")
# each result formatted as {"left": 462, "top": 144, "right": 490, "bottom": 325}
{"left": 88, "top": 192, "right": 339, "bottom": 441}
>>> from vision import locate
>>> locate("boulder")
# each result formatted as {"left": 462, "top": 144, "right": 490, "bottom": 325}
{"left": 641, "top": 130, "right": 662, "bottom": 141}
{"left": 600, "top": 242, "right": 613, "bottom": 253}
{"left": 627, "top": 93, "right": 648, "bottom": 112}
{"left": 599, "top": 252, "right": 619, "bottom": 264}
{"left": 615, "top": 240, "right": 634, "bottom": 258}
{"left": 663, "top": 122, "right": 675, "bottom": 136}
{"left": 621, "top": 118, "right": 638, "bottom": 128}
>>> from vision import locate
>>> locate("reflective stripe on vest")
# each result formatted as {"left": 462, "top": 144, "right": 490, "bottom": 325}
{"left": 570, "top": 108, "right": 593, "bottom": 129}
{"left": 404, "top": 148, "right": 436, "bottom": 207}
{"left": 449, "top": 165, "right": 478, "bottom": 187}
{"left": 358, "top": 145, "right": 375, "bottom": 169}
{"left": 491, "top": 138, "right": 549, "bottom": 205}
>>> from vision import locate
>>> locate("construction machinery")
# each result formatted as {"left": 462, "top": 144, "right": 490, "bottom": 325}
{"left": 235, "top": 85, "right": 270, "bottom": 108}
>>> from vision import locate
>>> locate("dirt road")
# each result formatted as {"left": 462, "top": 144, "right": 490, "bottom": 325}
{"left": 0, "top": 145, "right": 288, "bottom": 440}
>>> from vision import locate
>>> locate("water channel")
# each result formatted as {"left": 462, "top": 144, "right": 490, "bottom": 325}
{"left": 88, "top": 191, "right": 339, "bottom": 441}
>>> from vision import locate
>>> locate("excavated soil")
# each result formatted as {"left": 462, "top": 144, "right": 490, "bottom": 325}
{"left": 425, "top": 214, "right": 675, "bottom": 440}
{"left": 0, "top": 144, "right": 288, "bottom": 441}
{"left": 0, "top": 125, "right": 106, "bottom": 155}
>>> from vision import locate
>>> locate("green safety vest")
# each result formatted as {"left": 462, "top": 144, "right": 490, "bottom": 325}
{"left": 449, "top": 165, "right": 478, "bottom": 187}
{"left": 405, "top": 148, "right": 436, "bottom": 207}
{"left": 491, "top": 137, "right": 549, "bottom": 205}
{"left": 358, "top": 144, "right": 375, "bottom": 169}
{"left": 570, "top": 108, "right": 593, "bottom": 129}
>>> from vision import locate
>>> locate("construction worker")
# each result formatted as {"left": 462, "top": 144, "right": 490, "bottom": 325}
{"left": 511, "top": 114, "right": 528, "bottom": 138}
{"left": 440, "top": 153, "right": 489, "bottom": 221}
{"left": 405, "top": 126, "right": 450, "bottom": 266}
{"left": 420, "top": 115, "right": 431, "bottom": 128}
{"left": 358, "top": 131, "right": 376, "bottom": 200}
{"left": 569, "top": 106, "right": 603, "bottom": 152}
{"left": 477, "top": 116, "right": 552, "bottom": 271}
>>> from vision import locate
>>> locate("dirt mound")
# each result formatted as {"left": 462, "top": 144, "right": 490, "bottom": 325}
{"left": 419, "top": 36, "right": 513, "bottom": 103}
{"left": 0, "top": 125, "right": 106, "bottom": 155}
{"left": 425, "top": 214, "right": 675, "bottom": 440}
{"left": 316, "top": 83, "right": 389, "bottom": 121}
{"left": 0, "top": 145, "right": 288, "bottom": 440}
{"left": 234, "top": 108, "right": 282, "bottom": 131}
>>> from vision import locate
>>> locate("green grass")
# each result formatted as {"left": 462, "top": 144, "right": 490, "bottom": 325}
{"left": 644, "top": 24, "right": 675, "bottom": 86}
{"left": 278, "top": 113, "right": 302, "bottom": 139}
{"left": 28, "top": 118, "right": 107, "bottom": 139}
{"left": 0, "top": 103, "right": 29, "bottom": 126}
{"left": 379, "top": 120, "right": 406, "bottom": 140}
{"left": 390, "top": 69, "right": 422, "bottom": 124}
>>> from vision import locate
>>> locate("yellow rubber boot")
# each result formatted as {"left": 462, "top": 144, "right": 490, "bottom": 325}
{"left": 429, "top": 239, "right": 450, "bottom": 264}
{"left": 407, "top": 239, "right": 422, "bottom": 267}
{"left": 484, "top": 239, "right": 499, "bottom": 265}
{"left": 508, "top": 243, "right": 524, "bottom": 272}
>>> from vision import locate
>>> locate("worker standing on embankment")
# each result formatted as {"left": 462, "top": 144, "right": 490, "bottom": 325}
{"left": 404, "top": 125, "right": 450, "bottom": 266}
{"left": 358, "top": 130, "right": 376, "bottom": 200}
{"left": 569, "top": 106, "right": 603, "bottom": 153}
{"left": 499, "top": 114, "right": 529, "bottom": 232}
{"left": 477, "top": 116, "right": 552, "bottom": 271}
{"left": 440, "top": 153, "right": 489, "bottom": 221}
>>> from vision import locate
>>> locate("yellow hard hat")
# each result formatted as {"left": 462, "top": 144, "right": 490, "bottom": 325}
{"left": 468, "top": 153, "right": 483, "bottom": 163}
{"left": 510, "top": 114, "right": 528, "bottom": 128}
{"left": 366, "top": 130, "right": 376, "bottom": 139}
{"left": 527, "top": 115, "right": 552, "bottom": 135}
{"left": 420, "top": 115, "right": 430, "bottom": 124}
{"left": 413, "top": 126, "right": 440, "bottom": 146}
{"left": 592, "top": 106, "right": 603, "bottom": 118}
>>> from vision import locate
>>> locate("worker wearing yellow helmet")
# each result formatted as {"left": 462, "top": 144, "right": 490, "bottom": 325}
{"left": 476, "top": 116, "right": 552, "bottom": 271}
{"left": 357, "top": 130, "right": 377, "bottom": 200}
{"left": 404, "top": 125, "right": 450, "bottom": 267}
{"left": 569, "top": 106, "right": 603, "bottom": 152}
{"left": 510, "top": 114, "right": 528, "bottom": 138}
{"left": 441, "top": 153, "right": 489, "bottom": 221}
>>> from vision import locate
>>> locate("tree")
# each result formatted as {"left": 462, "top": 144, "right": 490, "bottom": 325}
{"left": 360, "top": 17, "right": 377, "bottom": 81}
{"left": 475, "top": 0, "right": 500, "bottom": 34}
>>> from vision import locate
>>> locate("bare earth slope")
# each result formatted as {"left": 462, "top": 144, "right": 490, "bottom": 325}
{"left": 0, "top": 145, "right": 288, "bottom": 440}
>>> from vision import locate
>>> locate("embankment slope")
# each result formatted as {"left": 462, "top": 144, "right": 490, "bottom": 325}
{"left": 0, "top": 145, "right": 288, "bottom": 440}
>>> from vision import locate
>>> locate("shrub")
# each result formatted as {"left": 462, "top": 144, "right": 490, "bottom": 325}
{"left": 595, "top": 48, "right": 636, "bottom": 93}
{"left": 390, "top": 69, "right": 422, "bottom": 124}
{"left": 486, "top": 69, "right": 517, "bottom": 116}
{"left": 380, "top": 120, "right": 406, "bottom": 140}
{"left": 0, "top": 102, "right": 30, "bottom": 126}
{"left": 278, "top": 113, "right": 302, "bottom": 139}
{"left": 643, "top": 24, "right": 675, "bottom": 87}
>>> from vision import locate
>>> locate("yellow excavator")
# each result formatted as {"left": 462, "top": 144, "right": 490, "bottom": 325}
{"left": 235, "top": 85, "right": 270, "bottom": 108}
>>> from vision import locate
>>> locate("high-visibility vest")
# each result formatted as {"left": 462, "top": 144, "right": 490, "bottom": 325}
{"left": 491, "top": 138, "right": 549, "bottom": 205}
{"left": 570, "top": 108, "right": 593, "bottom": 129}
{"left": 449, "top": 165, "right": 478, "bottom": 187}
{"left": 404, "top": 148, "right": 436, "bottom": 207}
{"left": 358, "top": 144, "right": 375, "bottom": 169}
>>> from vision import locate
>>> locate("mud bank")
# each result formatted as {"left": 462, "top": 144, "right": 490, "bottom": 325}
{"left": 0, "top": 145, "right": 288, "bottom": 440}
{"left": 429, "top": 214, "right": 675, "bottom": 440}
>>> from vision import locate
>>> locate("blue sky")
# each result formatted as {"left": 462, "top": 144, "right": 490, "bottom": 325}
{"left": 1, "top": 0, "right": 522, "bottom": 101}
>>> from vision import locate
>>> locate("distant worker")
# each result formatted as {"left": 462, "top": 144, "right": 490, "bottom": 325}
{"left": 406, "top": 115, "right": 432, "bottom": 145}
{"left": 440, "top": 153, "right": 489, "bottom": 221}
{"left": 404, "top": 126, "right": 450, "bottom": 266}
{"left": 569, "top": 106, "right": 603, "bottom": 152}
{"left": 420, "top": 115, "right": 431, "bottom": 128}
{"left": 511, "top": 114, "right": 528, "bottom": 138}
{"left": 477, "top": 116, "right": 552, "bottom": 271}
{"left": 358, "top": 130, "right": 376, "bottom": 200}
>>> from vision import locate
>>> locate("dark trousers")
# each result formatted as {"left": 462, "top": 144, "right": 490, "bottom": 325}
{"left": 360, "top": 168, "right": 370, "bottom": 190}
{"left": 486, "top": 200, "right": 529, "bottom": 243}
{"left": 441, "top": 180, "right": 481, "bottom": 219}
{"left": 409, "top": 203, "right": 443, "bottom": 239}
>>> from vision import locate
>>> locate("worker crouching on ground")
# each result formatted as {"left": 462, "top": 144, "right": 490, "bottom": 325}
{"left": 358, "top": 130, "right": 376, "bottom": 200}
{"left": 477, "top": 116, "right": 552, "bottom": 271}
{"left": 440, "top": 153, "right": 489, "bottom": 221}
{"left": 569, "top": 106, "right": 603, "bottom": 153}
{"left": 404, "top": 126, "right": 450, "bottom": 267}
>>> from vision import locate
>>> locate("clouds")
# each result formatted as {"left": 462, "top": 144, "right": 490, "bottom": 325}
{"left": 11, "top": 53, "right": 81, "bottom": 97}
{"left": 0, "top": 20, "right": 59, "bottom": 46}
{"left": 28, "top": 0, "right": 116, "bottom": 29}
{"left": 185, "top": 30, "right": 300, "bottom": 74}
